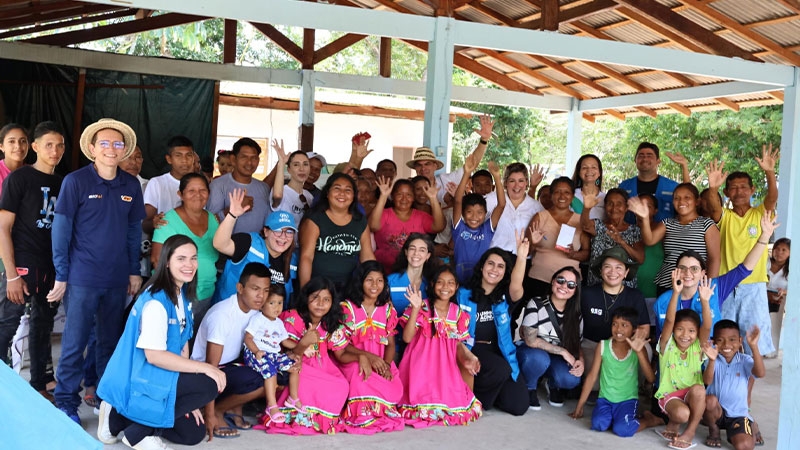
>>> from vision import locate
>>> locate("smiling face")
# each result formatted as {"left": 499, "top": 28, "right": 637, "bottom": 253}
{"left": 673, "top": 186, "right": 698, "bottom": 218}
{"left": 237, "top": 275, "right": 271, "bottom": 312}
{"left": 579, "top": 157, "right": 600, "bottom": 185}
{"left": 90, "top": 128, "right": 126, "bottom": 168}
{"left": 119, "top": 146, "right": 143, "bottom": 177}
{"left": 463, "top": 204, "right": 487, "bottom": 229}
{"left": 412, "top": 180, "right": 429, "bottom": 205}
{"left": 505, "top": 171, "right": 528, "bottom": 202}
{"left": 393, "top": 183, "right": 415, "bottom": 211}
{"left": 611, "top": 317, "right": 635, "bottom": 342}
{"left": 32, "top": 131, "right": 66, "bottom": 171}
{"left": 550, "top": 181, "right": 574, "bottom": 211}
{"left": 166, "top": 146, "right": 195, "bottom": 178}
{"left": 362, "top": 270, "right": 385, "bottom": 302}
{"left": 405, "top": 238, "right": 431, "bottom": 269}
{"left": 673, "top": 319, "right": 698, "bottom": 352}
{"left": 264, "top": 227, "right": 294, "bottom": 255}
{"left": 327, "top": 177, "right": 355, "bottom": 210}
{"left": 634, "top": 147, "right": 659, "bottom": 175}
{"left": 604, "top": 192, "right": 627, "bottom": 223}
{"left": 308, "top": 157, "right": 323, "bottom": 184}
{"left": 261, "top": 293, "right": 284, "bottom": 321}
{"left": 307, "top": 289, "right": 333, "bottom": 322}
{"left": 168, "top": 243, "right": 198, "bottom": 288}
{"left": 601, "top": 258, "right": 629, "bottom": 289}
{"left": 0, "top": 128, "right": 29, "bottom": 163}
{"left": 551, "top": 269, "right": 578, "bottom": 301}
{"left": 724, "top": 176, "right": 755, "bottom": 209}
{"left": 481, "top": 253, "right": 507, "bottom": 288}
{"left": 413, "top": 160, "right": 438, "bottom": 181}
{"left": 676, "top": 255, "right": 705, "bottom": 289}
{"left": 434, "top": 270, "right": 458, "bottom": 302}
{"left": 713, "top": 327, "right": 742, "bottom": 363}
{"left": 471, "top": 174, "right": 494, "bottom": 196}
{"left": 233, "top": 146, "right": 260, "bottom": 179}
{"left": 288, "top": 153, "right": 310, "bottom": 183}
{"left": 178, "top": 176, "right": 209, "bottom": 212}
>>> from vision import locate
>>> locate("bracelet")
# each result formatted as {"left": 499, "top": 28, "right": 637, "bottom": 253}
{"left": 227, "top": 212, "right": 238, "bottom": 220}
{"left": 6, "top": 275, "right": 21, "bottom": 282}
{"left": 757, "top": 240, "right": 768, "bottom": 245}
{"left": 479, "top": 139, "right": 489, "bottom": 145}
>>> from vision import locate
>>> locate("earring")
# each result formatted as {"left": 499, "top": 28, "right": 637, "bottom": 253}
{"left": 595, "top": 179, "right": 601, "bottom": 186}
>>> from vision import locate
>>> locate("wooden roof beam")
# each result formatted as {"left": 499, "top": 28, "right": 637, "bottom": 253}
{"left": 379, "top": 36, "right": 392, "bottom": 78}
{"left": 612, "top": 0, "right": 758, "bottom": 61}
{"left": 0, "top": 9, "right": 134, "bottom": 39}
{"left": 248, "top": 22, "right": 303, "bottom": 62}
{"left": 578, "top": 60, "right": 682, "bottom": 116}
{"left": 776, "top": 0, "right": 800, "bottom": 15}
{"left": 313, "top": 33, "right": 368, "bottom": 65}
{"left": 479, "top": 48, "right": 584, "bottom": 98}
{"left": 0, "top": 1, "right": 83, "bottom": 20}
{"left": 368, "top": 0, "right": 416, "bottom": 15}
{"left": 0, "top": 3, "right": 122, "bottom": 29}
{"left": 520, "top": 0, "right": 619, "bottom": 28}
{"left": 460, "top": 1, "right": 519, "bottom": 27}
{"left": 614, "top": 7, "right": 707, "bottom": 53}
{"left": 223, "top": 19, "right": 236, "bottom": 64}
{"left": 23, "top": 13, "right": 207, "bottom": 46}
{"left": 541, "top": 0, "right": 559, "bottom": 31}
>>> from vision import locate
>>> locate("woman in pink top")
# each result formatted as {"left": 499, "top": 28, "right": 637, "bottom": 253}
{"left": 0, "top": 124, "right": 29, "bottom": 198}
{"left": 526, "top": 176, "right": 590, "bottom": 299}
{"left": 370, "top": 177, "right": 445, "bottom": 272}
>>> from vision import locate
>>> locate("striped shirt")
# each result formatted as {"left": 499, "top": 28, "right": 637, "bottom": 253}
{"left": 654, "top": 216, "right": 716, "bottom": 289}
{"left": 520, "top": 297, "right": 583, "bottom": 346}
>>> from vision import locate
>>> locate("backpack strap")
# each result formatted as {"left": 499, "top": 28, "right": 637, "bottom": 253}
{"left": 540, "top": 296, "right": 565, "bottom": 345}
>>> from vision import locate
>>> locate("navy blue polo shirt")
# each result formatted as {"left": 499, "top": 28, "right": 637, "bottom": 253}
{"left": 53, "top": 165, "right": 145, "bottom": 288}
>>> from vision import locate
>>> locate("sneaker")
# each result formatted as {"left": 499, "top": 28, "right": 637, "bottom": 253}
{"left": 97, "top": 401, "right": 118, "bottom": 444}
{"left": 58, "top": 406, "right": 81, "bottom": 426}
{"left": 528, "top": 390, "right": 541, "bottom": 411}
{"left": 122, "top": 435, "right": 174, "bottom": 450}
{"left": 546, "top": 382, "right": 564, "bottom": 407}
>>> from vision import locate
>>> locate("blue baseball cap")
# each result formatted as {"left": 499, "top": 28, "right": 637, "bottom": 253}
{"left": 264, "top": 210, "right": 298, "bottom": 232}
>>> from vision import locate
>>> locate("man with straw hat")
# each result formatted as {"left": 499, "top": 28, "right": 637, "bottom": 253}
{"left": 48, "top": 118, "right": 145, "bottom": 425}
{"left": 406, "top": 114, "right": 493, "bottom": 206}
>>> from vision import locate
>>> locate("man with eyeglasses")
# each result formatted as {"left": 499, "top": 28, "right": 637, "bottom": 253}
{"left": 142, "top": 135, "right": 195, "bottom": 233}
{"left": 0, "top": 121, "right": 66, "bottom": 402}
{"left": 48, "top": 118, "right": 145, "bottom": 425}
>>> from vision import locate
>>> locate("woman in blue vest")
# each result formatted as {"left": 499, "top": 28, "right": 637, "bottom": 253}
{"left": 457, "top": 235, "right": 530, "bottom": 416}
{"left": 97, "top": 235, "right": 225, "bottom": 449}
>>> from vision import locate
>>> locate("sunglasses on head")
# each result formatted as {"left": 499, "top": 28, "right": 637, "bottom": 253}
{"left": 555, "top": 276, "right": 577, "bottom": 290}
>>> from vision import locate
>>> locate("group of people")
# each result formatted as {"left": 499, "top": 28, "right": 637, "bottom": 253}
{"left": 0, "top": 115, "right": 789, "bottom": 450}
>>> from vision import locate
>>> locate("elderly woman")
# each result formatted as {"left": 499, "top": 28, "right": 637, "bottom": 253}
{"left": 580, "top": 188, "right": 644, "bottom": 288}
{"left": 153, "top": 173, "right": 219, "bottom": 329}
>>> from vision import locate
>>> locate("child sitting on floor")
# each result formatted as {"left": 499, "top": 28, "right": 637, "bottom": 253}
{"left": 569, "top": 307, "right": 663, "bottom": 436}
{"left": 653, "top": 269, "right": 714, "bottom": 450}
{"left": 243, "top": 284, "right": 305, "bottom": 426}
{"left": 702, "top": 321, "right": 765, "bottom": 449}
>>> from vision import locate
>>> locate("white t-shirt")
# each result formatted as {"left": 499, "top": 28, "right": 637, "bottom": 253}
{"left": 272, "top": 186, "right": 312, "bottom": 227}
{"left": 573, "top": 188, "right": 606, "bottom": 221}
{"left": 136, "top": 293, "right": 187, "bottom": 351}
{"left": 245, "top": 313, "right": 289, "bottom": 354}
{"left": 435, "top": 168, "right": 463, "bottom": 206}
{"left": 486, "top": 191, "right": 543, "bottom": 253}
{"left": 768, "top": 267, "right": 788, "bottom": 292}
{"left": 191, "top": 294, "right": 258, "bottom": 365}
{"left": 143, "top": 172, "right": 181, "bottom": 213}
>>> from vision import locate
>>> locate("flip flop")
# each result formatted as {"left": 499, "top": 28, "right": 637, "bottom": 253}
{"left": 704, "top": 436, "right": 721, "bottom": 448}
{"left": 223, "top": 413, "right": 252, "bottom": 430}
{"left": 755, "top": 431, "right": 764, "bottom": 447}
{"left": 668, "top": 439, "right": 698, "bottom": 450}
{"left": 655, "top": 428, "right": 678, "bottom": 441}
{"left": 212, "top": 426, "right": 240, "bottom": 439}
{"left": 83, "top": 393, "right": 99, "bottom": 408}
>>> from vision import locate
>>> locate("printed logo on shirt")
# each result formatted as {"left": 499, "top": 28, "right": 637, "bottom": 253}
{"left": 747, "top": 225, "right": 758, "bottom": 238}
{"left": 88, "top": 194, "right": 103, "bottom": 199}
{"left": 590, "top": 307, "right": 603, "bottom": 316}
{"left": 316, "top": 234, "right": 361, "bottom": 255}
{"left": 460, "top": 230, "right": 485, "bottom": 241}
{"left": 121, "top": 195, "right": 133, "bottom": 202}
{"left": 37, "top": 187, "right": 57, "bottom": 229}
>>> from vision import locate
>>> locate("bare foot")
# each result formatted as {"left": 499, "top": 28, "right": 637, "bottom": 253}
{"left": 638, "top": 410, "right": 664, "bottom": 431}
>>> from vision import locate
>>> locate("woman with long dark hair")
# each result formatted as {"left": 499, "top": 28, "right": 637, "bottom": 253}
{"left": 767, "top": 237, "right": 789, "bottom": 356}
{"left": 517, "top": 266, "right": 585, "bottom": 409}
{"left": 97, "top": 235, "right": 225, "bottom": 449}
{"left": 570, "top": 154, "right": 605, "bottom": 220}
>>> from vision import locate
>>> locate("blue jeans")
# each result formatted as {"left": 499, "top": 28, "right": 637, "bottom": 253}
{"left": 516, "top": 345, "right": 581, "bottom": 391}
{"left": 54, "top": 284, "right": 126, "bottom": 411}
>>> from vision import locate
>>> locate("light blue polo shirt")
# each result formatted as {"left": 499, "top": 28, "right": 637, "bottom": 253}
{"left": 706, "top": 352, "right": 755, "bottom": 418}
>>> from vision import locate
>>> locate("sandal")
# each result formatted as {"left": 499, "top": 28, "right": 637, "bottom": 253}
{"left": 222, "top": 413, "right": 252, "bottom": 430}
{"left": 704, "top": 435, "right": 721, "bottom": 448}
{"left": 668, "top": 439, "right": 697, "bottom": 450}
{"left": 284, "top": 396, "right": 308, "bottom": 414}
{"left": 265, "top": 405, "right": 286, "bottom": 424}
{"left": 655, "top": 428, "right": 679, "bottom": 441}
{"left": 84, "top": 386, "right": 99, "bottom": 408}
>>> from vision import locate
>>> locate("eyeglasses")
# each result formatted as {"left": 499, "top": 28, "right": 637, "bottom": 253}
{"left": 271, "top": 228, "right": 296, "bottom": 238}
{"left": 677, "top": 265, "right": 702, "bottom": 274}
{"left": 555, "top": 276, "right": 578, "bottom": 290}
{"left": 97, "top": 140, "right": 125, "bottom": 150}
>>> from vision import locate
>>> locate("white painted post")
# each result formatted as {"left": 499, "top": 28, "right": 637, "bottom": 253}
{"left": 777, "top": 66, "right": 800, "bottom": 450}
{"left": 565, "top": 103, "right": 582, "bottom": 175}
{"left": 422, "top": 16, "right": 455, "bottom": 171}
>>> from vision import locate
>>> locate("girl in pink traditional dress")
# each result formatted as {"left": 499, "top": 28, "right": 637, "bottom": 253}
{"left": 331, "top": 261, "right": 405, "bottom": 433}
{"left": 265, "top": 277, "right": 349, "bottom": 435}
{"left": 398, "top": 265, "right": 482, "bottom": 427}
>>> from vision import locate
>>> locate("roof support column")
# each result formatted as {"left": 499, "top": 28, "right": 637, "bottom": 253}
{"left": 298, "top": 69, "right": 315, "bottom": 152}
{"left": 423, "top": 16, "right": 455, "bottom": 171}
{"left": 565, "top": 103, "right": 582, "bottom": 173}
{"left": 777, "top": 66, "right": 800, "bottom": 450}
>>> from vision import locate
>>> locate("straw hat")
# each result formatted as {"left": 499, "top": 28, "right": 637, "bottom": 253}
{"left": 79, "top": 118, "right": 137, "bottom": 162}
{"left": 406, "top": 147, "right": 444, "bottom": 170}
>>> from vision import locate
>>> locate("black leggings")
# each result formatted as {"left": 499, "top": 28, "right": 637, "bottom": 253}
{"left": 110, "top": 372, "right": 218, "bottom": 446}
{"left": 472, "top": 344, "right": 529, "bottom": 416}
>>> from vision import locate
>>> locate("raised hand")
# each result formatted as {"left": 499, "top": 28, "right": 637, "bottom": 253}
{"left": 405, "top": 285, "right": 423, "bottom": 310}
{"left": 702, "top": 340, "right": 718, "bottom": 360}
{"left": 705, "top": 158, "right": 728, "bottom": 189}
{"left": 351, "top": 133, "right": 374, "bottom": 160}
{"left": 515, "top": 230, "right": 531, "bottom": 259}
{"left": 422, "top": 182, "right": 438, "bottom": 202}
{"left": 671, "top": 268, "right": 682, "bottom": 292}
{"left": 760, "top": 210, "right": 779, "bottom": 241}
{"left": 271, "top": 138, "right": 288, "bottom": 166}
{"left": 626, "top": 335, "right": 650, "bottom": 353}
{"left": 583, "top": 190, "right": 599, "bottom": 210}
{"left": 528, "top": 222, "right": 544, "bottom": 246}
{"left": 487, "top": 161, "right": 501, "bottom": 178}
{"left": 445, "top": 181, "right": 458, "bottom": 197}
{"left": 746, "top": 325, "right": 761, "bottom": 348}
{"left": 755, "top": 143, "right": 779, "bottom": 172}
{"left": 665, "top": 151, "right": 688, "bottom": 167}
{"left": 376, "top": 176, "right": 393, "bottom": 199}
{"left": 228, "top": 188, "right": 252, "bottom": 217}
{"left": 627, "top": 196, "right": 649, "bottom": 219}
{"left": 464, "top": 151, "right": 479, "bottom": 174}
{"left": 529, "top": 164, "right": 546, "bottom": 190}
{"left": 475, "top": 114, "right": 494, "bottom": 141}
{"left": 697, "top": 276, "right": 714, "bottom": 303}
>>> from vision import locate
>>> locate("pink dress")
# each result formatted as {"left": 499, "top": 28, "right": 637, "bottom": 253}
{"left": 398, "top": 302, "right": 482, "bottom": 427}
{"left": 334, "top": 301, "right": 405, "bottom": 434}
{"left": 0, "top": 160, "right": 11, "bottom": 198}
{"left": 265, "top": 310, "right": 349, "bottom": 435}
{"left": 374, "top": 208, "right": 434, "bottom": 270}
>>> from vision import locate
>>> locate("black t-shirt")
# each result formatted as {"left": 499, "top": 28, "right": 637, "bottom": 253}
{"left": 473, "top": 301, "right": 498, "bottom": 344}
{"left": 636, "top": 177, "right": 660, "bottom": 197}
{"left": 230, "top": 232, "right": 287, "bottom": 286}
{"left": 0, "top": 166, "right": 62, "bottom": 268}
{"left": 580, "top": 284, "right": 649, "bottom": 342}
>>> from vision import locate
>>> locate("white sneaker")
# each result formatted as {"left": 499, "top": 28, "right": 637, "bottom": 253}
{"left": 122, "top": 435, "right": 174, "bottom": 450}
{"left": 97, "top": 401, "right": 118, "bottom": 444}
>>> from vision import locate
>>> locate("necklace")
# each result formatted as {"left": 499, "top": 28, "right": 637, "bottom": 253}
{"left": 602, "top": 285, "right": 624, "bottom": 322}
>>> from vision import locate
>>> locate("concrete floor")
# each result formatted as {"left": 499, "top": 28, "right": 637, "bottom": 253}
{"left": 37, "top": 356, "right": 780, "bottom": 450}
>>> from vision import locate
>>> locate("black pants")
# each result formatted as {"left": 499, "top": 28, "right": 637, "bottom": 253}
{"left": 472, "top": 344, "right": 529, "bottom": 416}
{"left": 0, "top": 269, "right": 58, "bottom": 391}
{"left": 110, "top": 372, "right": 218, "bottom": 446}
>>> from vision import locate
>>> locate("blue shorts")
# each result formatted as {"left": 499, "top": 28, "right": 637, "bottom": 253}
{"left": 243, "top": 347, "right": 295, "bottom": 379}
{"left": 591, "top": 397, "right": 639, "bottom": 438}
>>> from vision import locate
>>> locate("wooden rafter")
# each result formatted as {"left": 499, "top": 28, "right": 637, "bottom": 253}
{"left": 248, "top": 22, "right": 303, "bottom": 62}
{"left": 23, "top": 13, "right": 207, "bottom": 46}
{"left": 0, "top": 9, "right": 134, "bottom": 39}
{"left": 519, "top": 0, "right": 619, "bottom": 29}
{"left": 0, "top": 1, "right": 83, "bottom": 20}
{"left": 223, "top": 19, "right": 236, "bottom": 64}
{"left": 368, "top": 0, "right": 416, "bottom": 15}
{"left": 379, "top": 36, "right": 392, "bottom": 77}
{"left": 541, "top": 0, "right": 559, "bottom": 31}
{"left": 0, "top": 3, "right": 122, "bottom": 29}
{"left": 613, "top": 7, "right": 707, "bottom": 54}
{"left": 775, "top": 0, "right": 800, "bottom": 15}
{"left": 313, "top": 33, "right": 368, "bottom": 65}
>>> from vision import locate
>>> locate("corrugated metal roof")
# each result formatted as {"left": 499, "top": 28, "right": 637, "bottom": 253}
{"left": 756, "top": 22, "right": 800, "bottom": 47}
{"left": 709, "top": 0, "right": 793, "bottom": 24}
{"left": 482, "top": 0, "right": 538, "bottom": 22}
{"left": 603, "top": 23, "right": 669, "bottom": 46}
